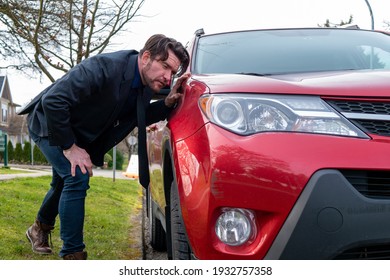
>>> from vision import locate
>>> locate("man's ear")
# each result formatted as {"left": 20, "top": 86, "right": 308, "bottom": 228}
{"left": 141, "top": 51, "right": 151, "bottom": 66}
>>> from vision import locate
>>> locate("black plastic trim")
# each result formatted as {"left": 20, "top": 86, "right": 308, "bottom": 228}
{"left": 265, "top": 169, "right": 390, "bottom": 259}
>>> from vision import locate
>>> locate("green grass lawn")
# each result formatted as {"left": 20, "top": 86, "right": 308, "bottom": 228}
{"left": 0, "top": 175, "right": 143, "bottom": 260}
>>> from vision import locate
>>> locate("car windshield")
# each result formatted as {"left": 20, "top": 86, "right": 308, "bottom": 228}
{"left": 193, "top": 28, "right": 390, "bottom": 75}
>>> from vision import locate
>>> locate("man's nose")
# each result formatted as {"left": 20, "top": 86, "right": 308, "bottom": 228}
{"left": 163, "top": 70, "right": 172, "bottom": 82}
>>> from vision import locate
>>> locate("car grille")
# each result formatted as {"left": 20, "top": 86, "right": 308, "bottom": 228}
{"left": 326, "top": 100, "right": 390, "bottom": 136}
{"left": 340, "top": 170, "right": 390, "bottom": 199}
{"left": 334, "top": 243, "right": 390, "bottom": 260}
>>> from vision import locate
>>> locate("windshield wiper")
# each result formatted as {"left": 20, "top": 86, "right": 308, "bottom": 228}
{"left": 236, "top": 72, "right": 273, "bottom": 76}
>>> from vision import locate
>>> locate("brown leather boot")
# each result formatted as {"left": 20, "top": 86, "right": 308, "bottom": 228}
{"left": 26, "top": 219, "right": 54, "bottom": 254}
{"left": 63, "top": 251, "right": 88, "bottom": 260}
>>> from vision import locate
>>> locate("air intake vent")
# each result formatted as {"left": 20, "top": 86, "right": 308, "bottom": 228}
{"left": 334, "top": 243, "right": 390, "bottom": 260}
{"left": 340, "top": 170, "right": 390, "bottom": 199}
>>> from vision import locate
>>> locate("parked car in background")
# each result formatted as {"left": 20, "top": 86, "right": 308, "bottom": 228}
{"left": 146, "top": 27, "right": 390, "bottom": 259}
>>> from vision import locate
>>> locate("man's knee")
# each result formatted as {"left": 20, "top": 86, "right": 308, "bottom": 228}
{"left": 63, "top": 169, "right": 91, "bottom": 192}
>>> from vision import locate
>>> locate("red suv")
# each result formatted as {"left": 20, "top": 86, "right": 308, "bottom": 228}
{"left": 146, "top": 28, "right": 390, "bottom": 260}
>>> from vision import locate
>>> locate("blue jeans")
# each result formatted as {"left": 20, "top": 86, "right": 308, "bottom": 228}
{"left": 29, "top": 129, "right": 90, "bottom": 257}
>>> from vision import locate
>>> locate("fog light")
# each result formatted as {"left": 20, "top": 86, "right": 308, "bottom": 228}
{"left": 215, "top": 208, "right": 254, "bottom": 246}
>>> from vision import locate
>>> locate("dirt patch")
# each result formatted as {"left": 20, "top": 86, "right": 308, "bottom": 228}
{"left": 127, "top": 189, "right": 167, "bottom": 260}
{"left": 126, "top": 202, "right": 143, "bottom": 259}
{"left": 141, "top": 189, "right": 168, "bottom": 260}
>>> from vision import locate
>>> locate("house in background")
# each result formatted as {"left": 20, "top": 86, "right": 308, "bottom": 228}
{"left": 0, "top": 75, "right": 29, "bottom": 147}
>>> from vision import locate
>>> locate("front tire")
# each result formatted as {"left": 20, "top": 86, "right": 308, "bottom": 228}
{"left": 170, "top": 181, "right": 192, "bottom": 259}
{"left": 149, "top": 188, "right": 167, "bottom": 251}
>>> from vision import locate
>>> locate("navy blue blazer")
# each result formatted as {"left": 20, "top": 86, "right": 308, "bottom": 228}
{"left": 18, "top": 50, "right": 172, "bottom": 166}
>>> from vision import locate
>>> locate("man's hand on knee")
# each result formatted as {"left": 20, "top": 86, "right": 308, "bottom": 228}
{"left": 63, "top": 144, "right": 93, "bottom": 177}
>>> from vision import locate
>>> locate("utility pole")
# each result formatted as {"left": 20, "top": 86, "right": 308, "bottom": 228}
{"left": 364, "top": 0, "right": 374, "bottom": 30}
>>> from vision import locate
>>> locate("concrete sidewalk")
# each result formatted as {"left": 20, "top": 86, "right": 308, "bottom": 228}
{"left": 0, "top": 164, "right": 135, "bottom": 181}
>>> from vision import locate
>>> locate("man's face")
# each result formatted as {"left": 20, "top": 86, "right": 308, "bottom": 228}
{"left": 139, "top": 49, "right": 181, "bottom": 92}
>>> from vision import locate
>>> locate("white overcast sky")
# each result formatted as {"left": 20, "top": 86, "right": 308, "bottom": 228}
{"left": 5, "top": 0, "right": 390, "bottom": 106}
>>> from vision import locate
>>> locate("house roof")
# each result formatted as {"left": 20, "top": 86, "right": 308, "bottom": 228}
{"left": 0, "top": 75, "right": 25, "bottom": 135}
{"left": 0, "top": 76, "right": 5, "bottom": 99}
{"left": 0, "top": 75, "right": 20, "bottom": 107}
{"left": 0, "top": 75, "right": 11, "bottom": 101}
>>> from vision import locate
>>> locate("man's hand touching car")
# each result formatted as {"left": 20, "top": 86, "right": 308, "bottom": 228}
{"left": 165, "top": 73, "right": 190, "bottom": 108}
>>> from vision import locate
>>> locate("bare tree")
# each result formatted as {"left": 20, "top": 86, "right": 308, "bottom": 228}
{"left": 0, "top": 0, "right": 145, "bottom": 82}
{"left": 384, "top": 20, "right": 390, "bottom": 30}
{"left": 318, "top": 15, "right": 354, "bottom": 28}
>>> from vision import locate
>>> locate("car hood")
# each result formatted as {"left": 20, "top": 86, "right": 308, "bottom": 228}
{"left": 193, "top": 70, "right": 390, "bottom": 97}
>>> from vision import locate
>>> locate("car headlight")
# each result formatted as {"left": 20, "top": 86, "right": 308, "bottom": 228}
{"left": 199, "top": 94, "right": 369, "bottom": 138}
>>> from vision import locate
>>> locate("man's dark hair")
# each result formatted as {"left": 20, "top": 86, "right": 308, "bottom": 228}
{"left": 140, "top": 34, "right": 189, "bottom": 76}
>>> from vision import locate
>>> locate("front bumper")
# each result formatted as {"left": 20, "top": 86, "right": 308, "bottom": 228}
{"left": 265, "top": 169, "right": 390, "bottom": 259}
